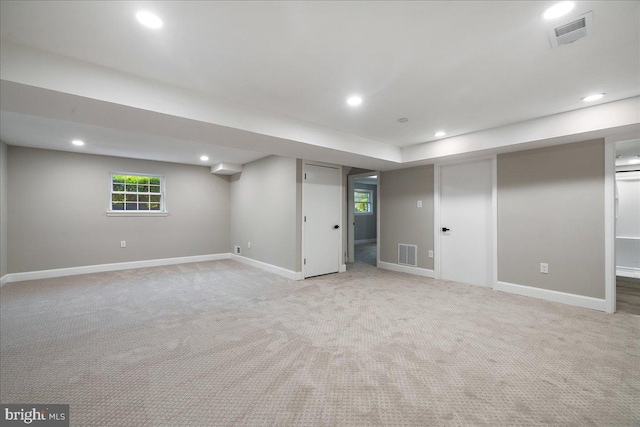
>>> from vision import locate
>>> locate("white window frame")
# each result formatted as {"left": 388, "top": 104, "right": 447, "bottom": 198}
{"left": 107, "top": 172, "right": 168, "bottom": 217}
{"left": 354, "top": 188, "right": 373, "bottom": 216}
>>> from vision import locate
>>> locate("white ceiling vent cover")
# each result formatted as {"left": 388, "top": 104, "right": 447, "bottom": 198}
{"left": 398, "top": 244, "right": 417, "bottom": 267}
{"left": 548, "top": 11, "right": 593, "bottom": 48}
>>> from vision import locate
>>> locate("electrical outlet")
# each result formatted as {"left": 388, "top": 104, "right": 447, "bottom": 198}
{"left": 120, "top": 240, "right": 126, "bottom": 248}
{"left": 428, "top": 250, "right": 434, "bottom": 259}
{"left": 248, "top": 242, "right": 251, "bottom": 249}
{"left": 540, "top": 263, "right": 549, "bottom": 274}
{"left": 417, "top": 200, "right": 423, "bottom": 208}
{"left": 234, "top": 245, "right": 241, "bottom": 255}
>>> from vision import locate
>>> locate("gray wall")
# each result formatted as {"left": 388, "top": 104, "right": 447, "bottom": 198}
{"left": 379, "top": 165, "right": 434, "bottom": 269}
{"left": 498, "top": 139, "right": 605, "bottom": 298}
{"left": 354, "top": 183, "right": 377, "bottom": 241}
{"left": 230, "top": 155, "right": 300, "bottom": 272}
{"left": 0, "top": 141, "right": 7, "bottom": 277}
{"left": 7, "top": 146, "right": 230, "bottom": 273}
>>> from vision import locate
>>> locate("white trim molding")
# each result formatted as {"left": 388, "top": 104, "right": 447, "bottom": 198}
{"left": 617, "top": 267, "right": 640, "bottom": 279}
{"left": 0, "top": 275, "right": 8, "bottom": 287}
{"left": 339, "top": 264, "right": 347, "bottom": 273}
{"left": 496, "top": 281, "right": 606, "bottom": 312}
{"left": 231, "top": 254, "right": 303, "bottom": 281}
{"left": 378, "top": 261, "right": 435, "bottom": 278}
{"left": 604, "top": 138, "right": 617, "bottom": 313}
{"left": 1, "top": 253, "right": 231, "bottom": 285}
{"left": 355, "top": 239, "right": 377, "bottom": 245}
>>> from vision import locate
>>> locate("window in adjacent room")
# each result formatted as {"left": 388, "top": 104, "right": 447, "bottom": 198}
{"left": 354, "top": 188, "right": 373, "bottom": 215}
{"left": 110, "top": 173, "right": 165, "bottom": 212}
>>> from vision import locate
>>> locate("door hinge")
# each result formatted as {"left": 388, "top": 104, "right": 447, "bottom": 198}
{"left": 304, "top": 258, "right": 306, "bottom": 265}
{"left": 304, "top": 216, "right": 306, "bottom": 222}
{"left": 304, "top": 173, "right": 307, "bottom": 180}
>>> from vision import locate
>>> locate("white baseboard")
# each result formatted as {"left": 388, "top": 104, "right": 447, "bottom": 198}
{"left": 0, "top": 274, "right": 7, "bottom": 287}
{"left": 230, "top": 254, "right": 302, "bottom": 281}
{"left": 377, "top": 261, "right": 435, "bottom": 278}
{"left": 355, "top": 239, "right": 377, "bottom": 245}
{"left": 339, "top": 264, "right": 347, "bottom": 273}
{"left": 1, "top": 253, "right": 231, "bottom": 285}
{"left": 616, "top": 266, "right": 640, "bottom": 279}
{"left": 495, "top": 281, "right": 606, "bottom": 312}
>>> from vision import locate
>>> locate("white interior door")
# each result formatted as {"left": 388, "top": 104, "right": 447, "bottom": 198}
{"left": 440, "top": 159, "right": 493, "bottom": 287}
{"left": 304, "top": 163, "right": 341, "bottom": 278}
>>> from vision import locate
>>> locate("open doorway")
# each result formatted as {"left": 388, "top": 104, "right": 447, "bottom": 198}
{"left": 347, "top": 172, "right": 378, "bottom": 266}
{"left": 614, "top": 138, "right": 640, "bottom": 315}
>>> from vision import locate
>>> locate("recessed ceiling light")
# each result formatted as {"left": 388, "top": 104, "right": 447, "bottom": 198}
{"left": 582, "top": 93, "right": 605, "bottom": 102}
{"left": 543, "top": 1, "right": 575, "bottom": 20}
{"left": 136, "top": 11, "right": 163, "bottom": 29}
{"left": 398, "top": 118, "right": 409, "bottom": 123}
{"left": 200, "top": 155, "right": 209, "bottom": 161}
{"left": 629, "top": 156, "right": 640, "bottom": 165}
{"left": 346, "top": 95, "right": 363, "bottom": 107}
{"left": 434, "top": 131, "right": 446, "bottom": 137}
{"left": 71, "top": 139, "right": 85, "bottom": 146}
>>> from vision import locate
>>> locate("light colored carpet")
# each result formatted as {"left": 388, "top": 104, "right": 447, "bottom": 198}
{"left": 1, "top": 260, "right": 639, "bottom": 426}
{"left": 354, "top": 243, "right": 377, "bottom": 267}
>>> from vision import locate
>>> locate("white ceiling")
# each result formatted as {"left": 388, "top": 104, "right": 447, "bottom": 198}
{"left": 616, "top": 138, "right": 640, "bottom": 167}
{"left": 0, "top": 111, "right": 268, "bottom": 166}
{"left": 0, "top": 1, "right": 639, "bottom": 167}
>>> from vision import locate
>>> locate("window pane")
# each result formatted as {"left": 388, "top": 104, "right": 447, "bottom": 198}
{"left": 354, "top": 191, "right": 370, "bottom": 203}
{"left": 111, "top": 174, "right": 163, "bottom": 211}
{"left": 355, "top": 202, "right": 371, "bottom": 213}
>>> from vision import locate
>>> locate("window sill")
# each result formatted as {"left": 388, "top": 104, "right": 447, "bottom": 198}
{"left": 354, "top": 212, "right": 374, "bottom": 216}
{"left": 106, "top": 211, "right": 168, "bottom": 217}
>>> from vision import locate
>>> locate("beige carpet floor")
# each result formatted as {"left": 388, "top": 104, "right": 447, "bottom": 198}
{"left": 1, "top": 260, "right": 639, "bottom": 426}
{"left": 355, "top": 243, "right": 377, "bottom": 267}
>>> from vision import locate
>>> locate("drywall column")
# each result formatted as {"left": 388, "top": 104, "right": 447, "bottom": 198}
{"left": 229, "top": 155, "right": 300, "bottom": 273}
{"left": 497, "top": 139, "right": 605, "bottom": 298}
{"left": 379, "top": 165, "right": 434, "bottom": 270}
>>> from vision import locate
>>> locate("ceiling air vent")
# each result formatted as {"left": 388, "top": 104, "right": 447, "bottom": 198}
{"left": 548, "top": 11, "right": 593, "bottom": 48}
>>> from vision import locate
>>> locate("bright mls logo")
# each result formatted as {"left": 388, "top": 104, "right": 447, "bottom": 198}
{"left": 1, "top": 404, "right": 69, "bottom": 426}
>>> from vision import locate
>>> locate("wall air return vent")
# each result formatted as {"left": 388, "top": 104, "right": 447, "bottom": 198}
{"left": 548, "top": 11, "right": 593, "bottom": 48}
{"left": 398, "top": 244, "right": 417, "bottom": 267}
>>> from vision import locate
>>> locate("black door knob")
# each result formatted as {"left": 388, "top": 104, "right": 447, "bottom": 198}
{"left": 333, "top": 225, "right": 340, "bottom": 229}
{"left": 442, "top": 227, "right": 450, "bottom": 232}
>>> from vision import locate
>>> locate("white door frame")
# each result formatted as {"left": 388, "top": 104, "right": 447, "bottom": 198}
{"left": 604, "top": 133, "right": 638, "bottom": 314}
{"left": 347, "top": 171, "right": 379, "bottom": 263}
{"left": 434, "top": 156, "right": 498, "bottom": 289}
{"left": 302, "top": 160, "right": 343, "bottom": 278}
